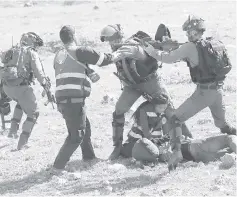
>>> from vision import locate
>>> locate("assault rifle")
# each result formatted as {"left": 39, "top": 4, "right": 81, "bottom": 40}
{"left": 114, "top": 38, "right": 184, "bottom": 52}
{"left": 41, "top": 77, "right": 56, "bottom": 109}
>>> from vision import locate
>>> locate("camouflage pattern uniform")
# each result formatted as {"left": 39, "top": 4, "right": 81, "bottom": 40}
{"left": 100, "top": 24, "right": 192, "bottom": 160}
{"left": 2, "top": 32, "right": 49, "bottom": 150}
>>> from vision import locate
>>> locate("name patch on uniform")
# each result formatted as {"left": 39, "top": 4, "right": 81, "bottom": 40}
{"left": 55, "top": 49, "right": 67, "bottom": 64}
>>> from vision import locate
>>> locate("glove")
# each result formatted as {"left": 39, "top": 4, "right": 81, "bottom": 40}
{"left": 141, "top": 42, "right": 157, "bottom": 57}
{"left": 42, "top": 77, "right": 51, "bottom": 92}
{"left": 88, "top": 72, "right": 100, "bottom": 83}
{"left": 111, "top": 46, "right": 136, "bottom": 62}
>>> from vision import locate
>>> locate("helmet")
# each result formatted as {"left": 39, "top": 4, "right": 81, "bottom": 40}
{"left": 151, "top": 93, "right": 169, "bottom": 105}
{"left": 182, "top": 15, "right": 206, "bottom": 32}
{"left": 100, "top": 24, "right": 123, "bottom": 42}
{"left": 20, "top": 32, "right": 44, "bottom": 48}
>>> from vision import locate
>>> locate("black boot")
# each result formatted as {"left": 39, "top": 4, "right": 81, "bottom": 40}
{"left": 108, "top": 126, "right": 123, "bottom": 160}
{"left": 167, "top": 126, "right": 183, "bottom": 172}
{"left": 17, "top": 131, "right": 30, "bottom": 150}
{"left": 221, "top": 125, "right": 236, "bottom": 135}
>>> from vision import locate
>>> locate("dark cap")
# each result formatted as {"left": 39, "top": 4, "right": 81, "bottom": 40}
{"left": 59, "top": 25, "right": 75, "bottom": 44}
{"left": 151, "top": 94, "right": 169, "bottom": 105}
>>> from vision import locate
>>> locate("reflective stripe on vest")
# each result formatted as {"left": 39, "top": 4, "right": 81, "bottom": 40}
{"left": 54, "top": 48, "right": 91, "bottom": 99}
{"left": 128, "top": 126, "right": 143, "bottom": 139}
{"left": 151, "top": 130, "right": 163, "bottom": 138}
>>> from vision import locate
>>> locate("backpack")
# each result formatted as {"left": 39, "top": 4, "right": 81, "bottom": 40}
{"left": 195, "top": 37, "right": 232, "bottom": 81}
{"left": 1, "top": 45, "right": 31, "bottom": 82}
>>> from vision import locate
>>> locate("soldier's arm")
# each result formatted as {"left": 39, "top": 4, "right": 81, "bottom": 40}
{"left": 115, "top": 45, "right": 148, "bottom": 61}
{"left": 29, "top": 50, "right": 46, "bottom": 85}
{"left": 75, "top": 46, "right": 118, "bottom": 67}
{"left": 139, "top": 108, "right": 152, "bottom": 139}
{"left": 143, "top": 42, "right": 195, "bottom": 64}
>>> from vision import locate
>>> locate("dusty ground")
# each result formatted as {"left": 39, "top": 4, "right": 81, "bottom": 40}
{"left": 0, "top": 1, "right": 236, "bottom": 196}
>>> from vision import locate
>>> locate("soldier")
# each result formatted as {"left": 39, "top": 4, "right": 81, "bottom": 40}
{"left": 129, "top": 15, "right": 236, "bottom": 170}
{"left": 1, "top": 32, "right": 51, "bottom": 150}
{"left": 100, "top": 24, "right": 192, "bottom": 160}
{"left": 52, "top": 25, "right": 122, "bottom": 171}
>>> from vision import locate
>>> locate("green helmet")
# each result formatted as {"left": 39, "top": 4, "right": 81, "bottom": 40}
{"left": 20, "top": 32, "right": 44, "bottom": 48}
{"left": 182, "top": 15, "right": 206, "bottom": 32}
{"left": 100, "top": 24, "right": 123, "bottom": 42}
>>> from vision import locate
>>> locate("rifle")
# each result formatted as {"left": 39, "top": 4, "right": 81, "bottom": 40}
{"left": 41, "top": 77, "right": 56, "bottom": 109}
{"left": 113, "top": 72, "right": 153, "bottom": 101}
{"left": 113, "top": 39, "right": 184, "bottom": 52}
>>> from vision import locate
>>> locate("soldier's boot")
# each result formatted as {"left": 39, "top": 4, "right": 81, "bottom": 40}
{"left": 8, "top": 104, "right": 23, "bottom": 138}
{"left": 221, "top": 124, "right": 236, "bottom": 135}
{"left": 108, "top": 128, "right": 123, "bottom": 160}
{"left": 168, "top": 142, "right": 183, "bottom": 172}
{"left": 167, "top": 122, "right": 183, "bottom": 172}
{"left": 17, "top": 131, "right": 30, "bottom": 150}
{"left": 108, "top": 112, "right": 125, "bottom": 160}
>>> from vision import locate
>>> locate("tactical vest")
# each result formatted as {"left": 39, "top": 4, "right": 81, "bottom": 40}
{"left": 54, "top": 47, "right": 91, "bottom": 102}
{"left": 114, "top": 40, "right": 158, "bottom": 84}
{"left": 187, "top": 39, "right": 227, "bottom": 84}
{"left": 128, "top": 112, "right": 166, "bottom": 140}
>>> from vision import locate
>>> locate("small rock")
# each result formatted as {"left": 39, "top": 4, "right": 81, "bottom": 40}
{"left": 93, "top": 5, "right": 99, "bottom": 10}
{"left": 219, "top": 153, "right": 236, "bottom": 169}
{"left": 107, "top": 163, "right": 127, "bottom": 172}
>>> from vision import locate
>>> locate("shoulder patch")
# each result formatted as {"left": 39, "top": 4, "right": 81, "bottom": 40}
{"left": 146, "top": 112, "right": 157, "bottom": 117}
{"left": 162, "top": 117, "right": 167, "bottom": 124}
{"left": 55, "top": 49, "right": 67, "bottom": 64}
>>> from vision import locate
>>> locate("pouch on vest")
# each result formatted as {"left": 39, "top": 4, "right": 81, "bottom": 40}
{"left": 196, "top": 37, "right": 232, "bottom": 81}
{"left": 1, "top": 45, "right": 30, "bottom": 82}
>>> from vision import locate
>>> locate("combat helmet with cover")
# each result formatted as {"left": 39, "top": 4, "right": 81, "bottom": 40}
{"left": 0, "top": 32, "right": 43, "bottom": 85}
{"left": 183, "top": 15, "right": 232, "bottom": 82}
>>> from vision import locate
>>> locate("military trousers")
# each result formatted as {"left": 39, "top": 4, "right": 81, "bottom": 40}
{"left": 174, "top": 85, "right": 227, "bottom": 129}
{"left": 113, "top": 74, "right": 192, "bottom": 138}
{"left": 53, "top": 101, "right": 95, "bottom": 169}
{"left": 3, "top": 84, "right": 39, "bottom": 135}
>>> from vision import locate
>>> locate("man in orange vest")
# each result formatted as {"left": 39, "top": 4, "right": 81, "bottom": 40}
{"left": 52, "top": 26, "right": 122, "bottom": 171}
{"left": 120, "top": 93, "right": 170, "bottom": 158}
{"left": 100, "top": 24, "right": 192, "bottom": 161}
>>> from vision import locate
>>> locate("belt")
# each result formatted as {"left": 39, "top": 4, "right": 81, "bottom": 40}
{"left": 198, "top": 83, "right": 222, "bottom": 90}
{"left": 57, "top": 98, "right": 84, "bottom": 104}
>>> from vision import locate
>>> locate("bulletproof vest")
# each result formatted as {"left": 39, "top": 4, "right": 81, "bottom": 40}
{"left": 115, "top": 39, "right": 158, "bottom": 84}
{"left": 54, "top": 47, "right": 91, "bottom": 101}
{"left": 187, "top": 38, "right": 229, "bottom": 83}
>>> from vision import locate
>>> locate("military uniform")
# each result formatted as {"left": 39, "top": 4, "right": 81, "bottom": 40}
{"left": 53, "top": 26, "right": 116, "bottom": 169}
{"left": 141, "top": 15, "right": 236, "bottom": 170}
{"left": 2, "top": 33, "right": 47, "bottom": 149}
{"left": 100, "top": 24, "right": 192, "bottom": 160}
{"left": 121, "top": 101, "right": 168, "bottom": 158}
